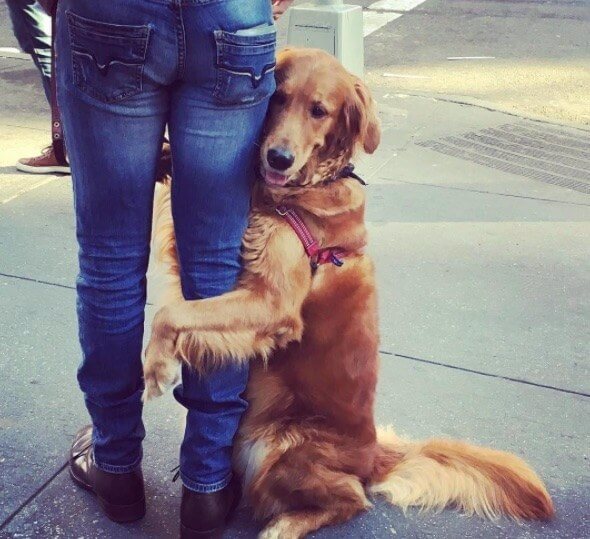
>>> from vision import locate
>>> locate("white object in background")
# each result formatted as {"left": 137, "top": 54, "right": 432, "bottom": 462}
{"left": 287, "top": 0, "right": 364, "bottom": 78}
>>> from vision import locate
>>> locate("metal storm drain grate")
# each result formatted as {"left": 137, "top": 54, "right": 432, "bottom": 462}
{"left": 416, "top": 123, "right": 590, "bottom": 194}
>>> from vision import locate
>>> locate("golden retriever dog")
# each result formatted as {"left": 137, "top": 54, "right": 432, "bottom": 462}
{"left": 143, "top": 48, "right": 554, "bottom": 538}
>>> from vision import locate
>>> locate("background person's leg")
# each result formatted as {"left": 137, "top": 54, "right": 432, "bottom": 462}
{"left": 168, "top": 0, "right": 276, "bottom": 493}
{"left": 56, "top": 0, "right": 174, "bottom": 472}
{"left": 7, "top": 0, "right": 63, "bottom": 175}
{"left": 6, "top": 0, "right": 52, "bottom": 101}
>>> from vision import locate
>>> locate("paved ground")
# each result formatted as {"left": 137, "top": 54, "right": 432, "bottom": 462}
{"left": 284, "top": 0, "right": 590, "bottom": 125}
{"left": 362, "top": 0, "right": 590, "bottom": 125}
{"left": 1, "top": 1, "right": 589, "bottom": 538}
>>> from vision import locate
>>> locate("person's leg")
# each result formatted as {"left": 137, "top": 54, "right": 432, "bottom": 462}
{"left": 55, "top": 0, "right": 174, "bottom": 500}
{"left": 168, "top": 0, "right": 276, "bottom": 500}
{"left": 6, "top": 0, "right": 67, "bottom": 174}
{"left": 6, "top": 0, "right": 52, "bottom": 101}
{"left": 6, "top": 0, "right": 63, "bottom": 174}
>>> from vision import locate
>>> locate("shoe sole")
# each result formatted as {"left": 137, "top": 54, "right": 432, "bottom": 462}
{"left": 69, "top": 467, "right": 146, "bottom": 523}
{"left": 180, "top": 523, "right": 223, "bottom": 539}
{"left": 99, "top": 496, "right": 146, "bottom": 524}
{"left": 16, "top": 163, "right": 70, "bottom": 174}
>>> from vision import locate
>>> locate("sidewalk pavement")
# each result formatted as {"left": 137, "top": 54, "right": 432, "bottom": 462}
{"left": 1, "top": 51, "right": 589, "bottom": 538}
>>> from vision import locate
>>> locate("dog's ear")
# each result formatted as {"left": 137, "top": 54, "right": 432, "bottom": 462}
{"left": 275, "top": 48, "right": 293, "bottom": 86}
{"left": 345, "top": 77, "right": 381, "bottom": 154}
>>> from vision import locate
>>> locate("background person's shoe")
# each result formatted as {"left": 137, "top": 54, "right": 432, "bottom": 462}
{"left": 69, "top": 425, "right": 146, "bottom": 523}
{"left": 180, "top": 477, "right": 241, "bottom": 539}
{"left": 16, "top": 145, "right": 70, "bottom": 174}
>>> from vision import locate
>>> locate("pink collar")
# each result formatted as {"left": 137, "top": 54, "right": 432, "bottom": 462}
{"left": 276, "top": 205, "right": 345, "bottom": 270}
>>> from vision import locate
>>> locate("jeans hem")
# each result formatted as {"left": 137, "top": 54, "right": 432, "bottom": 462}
{"left": 93, "top": 453, "right": 142, "bottom": 474}
{"left": 181, "top": 471, "right": 232, "bottom": 493}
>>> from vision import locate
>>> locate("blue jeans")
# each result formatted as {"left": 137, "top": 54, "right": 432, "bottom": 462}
{"left": 6, "top": 0, "right": 52, "bottom": 101}
{"left": 55, "top": 0, "right": 276, "bottom": 493}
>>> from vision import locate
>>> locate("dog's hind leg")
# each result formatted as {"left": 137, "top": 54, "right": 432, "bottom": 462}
{"left": 258, "top": 508, "right": 354, "bottom": 539}
{"left": 258, "top": 484, "right": 369, "bottom": 539}
{"left": 253, "top": 445, "right": 371, "bottom": 539}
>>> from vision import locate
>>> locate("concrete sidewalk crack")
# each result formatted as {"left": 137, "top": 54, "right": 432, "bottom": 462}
{"left": 1, "top": 176, "right": 60, "bottom": 205}
{"left": 391, "top": 92, "right": 590, "bottom": 134}
{"left": 392, "top": 179, "right": 590, "bottom": 206}
{"left": 383, "top": 350, "right": 589, "bottom": 398}
{"left": 0, "top": 461, "right": 68, "bottom": 531}
{"left": 0, "top": 271, "right": 155, "bottom": 306}
{"left": 0, "top": 271, "right": 76, "bottom": 292}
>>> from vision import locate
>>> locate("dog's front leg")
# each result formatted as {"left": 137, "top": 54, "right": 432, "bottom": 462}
{"left": 144, "top": 229, "right": 312, "bottom": 399}
{"left": 152, "top": 288, "right": 278, "bottom": 333}
{"left": 143, "top": 326, "right": 180, "bottom": 400}
{"left": 143, "top": 288, "right": 305, "bottom": 399}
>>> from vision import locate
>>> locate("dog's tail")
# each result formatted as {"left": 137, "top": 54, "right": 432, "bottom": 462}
{"left": 370, "top": 427, "right": 554, "bottom": 521}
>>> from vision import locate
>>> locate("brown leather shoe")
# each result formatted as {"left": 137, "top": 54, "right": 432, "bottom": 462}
{"left": 180, "top": 477, "right": 241, "bottom": 538}
{"left": 69, "top": 425, "right": 146, "bottom": 523}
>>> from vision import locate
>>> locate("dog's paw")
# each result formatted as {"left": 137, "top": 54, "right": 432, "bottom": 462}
{"left": 258, "top": 518, "right": 299, "bottom": 539}
{"left": 143, "top": 335, "right": 180, "bottom": 401}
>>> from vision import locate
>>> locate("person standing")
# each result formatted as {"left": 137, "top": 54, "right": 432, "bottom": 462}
{"left": 54, "top": 0, "right": 290, "bottom": 536}
{"left": 6, "top": 0, "right": 70, "bottom": 174}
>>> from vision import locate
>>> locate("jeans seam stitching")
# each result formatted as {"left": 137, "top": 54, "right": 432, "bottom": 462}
{"left": 175, "top": 4, "right": 186, "bottom": 80}
{"left": 180, "top": 471, "right": 232, "bottom": 493}
{"left": 94, "top": 453, "right": 142, "bottom": 474}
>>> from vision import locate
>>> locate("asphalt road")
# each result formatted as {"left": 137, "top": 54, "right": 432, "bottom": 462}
{"left": 361, "top": 0, "right": 590, "bottom": 125}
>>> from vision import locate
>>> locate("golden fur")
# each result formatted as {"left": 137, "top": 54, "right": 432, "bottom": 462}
{"left": 144, "top": 49, "right": 554, "bottom": 538}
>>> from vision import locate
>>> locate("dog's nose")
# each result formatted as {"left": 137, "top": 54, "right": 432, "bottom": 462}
{"left": 267, "top": 147, "right": 295, "bottom": 171}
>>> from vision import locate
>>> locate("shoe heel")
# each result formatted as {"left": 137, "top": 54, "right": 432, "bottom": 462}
{"left": 180, "top": 523, "right": 222, "bottom": 539}
{"left": 98, "top": 496, "right": 146, "bottom": 523}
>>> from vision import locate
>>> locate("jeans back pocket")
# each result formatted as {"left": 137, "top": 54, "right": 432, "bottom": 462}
{"left": 213, "top": 25, "right": 277, "bottom": 107}
{"left": 66, "top": 11, "right": 151, "bottom": 104}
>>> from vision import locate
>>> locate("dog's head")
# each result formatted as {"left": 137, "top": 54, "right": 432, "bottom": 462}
{"left": 260, "top": 48, "right": 380, "bottom": 188}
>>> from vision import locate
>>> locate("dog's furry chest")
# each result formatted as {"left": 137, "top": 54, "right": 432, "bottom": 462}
{"left": 236, "top": 255, "right": 380, "bottom": 477}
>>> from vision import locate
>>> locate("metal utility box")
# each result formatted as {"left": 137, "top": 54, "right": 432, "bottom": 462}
{"left": 287, "top": 1, "right": 364, "bottom": 77}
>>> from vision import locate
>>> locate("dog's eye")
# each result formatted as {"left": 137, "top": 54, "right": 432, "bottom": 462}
{"left": 311, "top": 104, "right": 327, "bottom": 119}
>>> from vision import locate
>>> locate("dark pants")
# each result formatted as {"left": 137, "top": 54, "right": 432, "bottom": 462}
{"left": 6, "top": 0, "right": 52, "bottom": 101}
